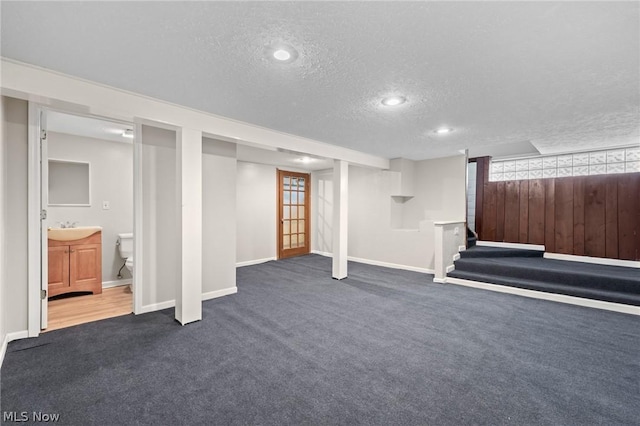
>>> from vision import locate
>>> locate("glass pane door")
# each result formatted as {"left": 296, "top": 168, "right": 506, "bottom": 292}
{"left": 278, "top": 170, "right": 310, "bottom": 259}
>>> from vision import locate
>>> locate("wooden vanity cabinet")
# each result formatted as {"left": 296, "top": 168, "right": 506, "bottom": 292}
{"left": 48, "top": 232, "right": 102, "bottom": 297}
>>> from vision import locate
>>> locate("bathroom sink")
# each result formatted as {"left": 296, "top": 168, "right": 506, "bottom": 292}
{"left": 48, "top": 226, "right": 102, "bottom": 241}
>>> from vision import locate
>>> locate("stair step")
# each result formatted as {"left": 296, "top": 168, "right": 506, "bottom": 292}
{"left": 460, "top": 246, "right": 543, "bottom": 258}
{"left": 452, "top": 257, "right": 640, "bottom": 295}
{"left": 447, "top": 270, "right": 640, "bottom": 306}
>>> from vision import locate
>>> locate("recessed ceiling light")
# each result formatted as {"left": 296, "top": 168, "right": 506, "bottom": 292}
{"left": 434, "top": 128, "right": 454, "bottom": 134}
{"left": 122, "top": 129, "right": 134, "bottom": 138}
{"left": 268, "top": 45, "right": 298, "bottom": 63}
{"left": 381, "top": 96, "right": 406, "bottom": 107}
{"left": 273, "top": 49, "right": 292, "bottom": 61}
{"left": 295, "top": 157, "right": 314, "bottom": 164}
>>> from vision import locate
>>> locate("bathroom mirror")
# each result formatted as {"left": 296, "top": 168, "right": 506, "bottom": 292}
{"left": 48, "top": 159, "right": 91, "bottom": 206}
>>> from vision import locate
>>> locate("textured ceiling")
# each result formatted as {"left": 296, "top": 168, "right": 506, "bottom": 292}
{"left": 2, "top": 1, "right": 638, "bottom": 160}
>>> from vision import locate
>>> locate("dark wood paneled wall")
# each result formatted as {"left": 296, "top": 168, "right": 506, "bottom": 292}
{"left": 475, "top": 160, "right": 640, "bottom": 261}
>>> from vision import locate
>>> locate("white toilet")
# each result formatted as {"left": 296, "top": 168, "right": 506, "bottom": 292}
{"left": 117, "top": 233, "right": 134, "bottom": 275}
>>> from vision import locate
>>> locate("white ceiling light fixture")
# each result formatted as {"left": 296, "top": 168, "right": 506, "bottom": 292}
{"left": 268, "top": 44, "right": 298, "bottom": 64}
{"left": 381, "top": 96, "right": 407, "bottom": 107}
{"left": 122, "top": 129, "right": 134, "bottom": 138}
{"left": 295, "top": 156, "right": 314, "bottom": 164}
{"left": 434, "top": 128, "right": 454, "bottom": 135}
{"left": 273, "top": 49, "right": 291, "bottom": 61}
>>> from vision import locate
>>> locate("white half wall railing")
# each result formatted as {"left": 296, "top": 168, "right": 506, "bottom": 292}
{"left": 433, "top": 220, "right": 467, "bottom": 283}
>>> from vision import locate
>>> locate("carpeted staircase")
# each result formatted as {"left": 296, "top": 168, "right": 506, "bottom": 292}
{"left": 448, "top": 245, "right": 640, "bottom": 306}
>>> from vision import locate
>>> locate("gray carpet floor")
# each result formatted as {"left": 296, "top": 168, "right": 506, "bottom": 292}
{"left": 2, "top": 254, "right": 639, "bottom": 425}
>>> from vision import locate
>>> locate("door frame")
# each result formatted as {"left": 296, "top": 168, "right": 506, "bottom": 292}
{"left": 27, "top": 103, "right": 141, "bottom": 336}
{"left": 277, "top": 169, "right": 311, "bottom": 259}
{"left": 39, "top": 108, "right": 49, "bottom": 329}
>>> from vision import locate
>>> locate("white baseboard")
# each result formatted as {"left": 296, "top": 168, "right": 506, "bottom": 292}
{"left": 202, "top": 286, "right": 238, "bottom": 301}
{"left": 312, "top": 250, "right": 434, "bottom": 274}
{"left": 433, "top": 278, "right": 446, "bottom": 284}
{"left": 446, "top": 264, "right": 455, "bottom": 273}
{"left": 544, "top": 252, "right": 640, "bottom": 269}
{"left": 347, "top": 256, "right": 434, "bottom": 274}
{"left": 1, "top": 330, "right": 30, "bottom": 369}
{"left": 453, "top": 253, "right": 461, "bottom": 261}
{"left": 458, "top": 245, "right": 466, "bottom": 252}
{"left": 139, "top": 300, "right": 175, "bottom": 314}
{"left": 138, "top": 286, "right": 238, "bottom": 315}
{"left": 236, "top": 257, "right": 276, "bottom": 268}
{"left": 102, "top": 279, "right": 132, "bottom": 289}
{"left": 445, "top": 277, "right": 640, "bottom": 316}
{"left": 477, "top": 241, "right": 545, "bottom": 251}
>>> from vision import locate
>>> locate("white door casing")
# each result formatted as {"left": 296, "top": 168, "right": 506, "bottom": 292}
{"left": 40, "top": 109, "right": 48, "bottom": 330}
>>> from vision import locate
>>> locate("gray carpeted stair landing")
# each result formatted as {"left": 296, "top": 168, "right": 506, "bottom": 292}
{"left": 449, "top": 246, "right": 640, "bottom": 306}
{"left": 457, "top": 245, "right": 543, "bottom": 258}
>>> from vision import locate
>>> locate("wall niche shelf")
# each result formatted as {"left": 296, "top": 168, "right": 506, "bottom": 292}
{"left": 391, "top": 195, "right": 414, "bottom": 203}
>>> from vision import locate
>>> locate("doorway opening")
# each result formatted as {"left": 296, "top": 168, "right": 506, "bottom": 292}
{"left": 277, "top": 170, "right": 311, "bottom": 259}
{"left": 467, "top": 160, "right": 477, "bottom": 234}
{"left": 40, "top": 109, "right": 135, "bottom": 331}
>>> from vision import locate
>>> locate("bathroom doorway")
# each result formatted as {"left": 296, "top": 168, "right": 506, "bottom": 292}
{"left": 39, "top": 109, "right": 135, "bottom": 331}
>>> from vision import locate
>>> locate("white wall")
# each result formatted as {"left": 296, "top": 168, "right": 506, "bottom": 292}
{"left": 236, "top": 162, "right": 277, "bottom": 264}
{"left": 413, "top": 155, "right": 467, "bottom": 224}
{"left": 202, "top": 138, "right": 237, "bottom": 293}
{"left": 140, "top": 128, "right": 239, "bottom": 310}
{"left": 47, "top": 132, "right": 133, "bottom": 284}
{"left": 313, "top": 155, "right": 467, "bottom": 271}
{"left": 312, "top": 169, "right": 333, "bottom": 254}
{"left": 434, "top": 221, "right": 467, "bottom": 282}
{"left": 2, "top": 97, "right": 28, "bottom": 334}
{"left": 140, "top": 125, "right": 178, "bottom": 308}
{"left": 347, "top": 165, "right": 433, "bottom": 270}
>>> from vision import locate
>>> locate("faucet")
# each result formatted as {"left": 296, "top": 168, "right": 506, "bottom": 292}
{"left": 57, "top": 221, "right": 78, "bottom": 228}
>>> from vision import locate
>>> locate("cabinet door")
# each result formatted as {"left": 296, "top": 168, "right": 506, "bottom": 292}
{"left": 48, "top": 246, "right": 70, "bottom": 293}
{"left": 70, "top": 243, "right": 102, "bottom": 292}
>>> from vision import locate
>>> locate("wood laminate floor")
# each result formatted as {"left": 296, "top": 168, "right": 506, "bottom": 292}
{"left": 46, "top": 285, "right": 133, "bottom": 332}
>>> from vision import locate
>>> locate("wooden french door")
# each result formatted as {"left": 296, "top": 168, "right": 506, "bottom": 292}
{"left": 277, "top": 170, "right": 311, "bottom": 259}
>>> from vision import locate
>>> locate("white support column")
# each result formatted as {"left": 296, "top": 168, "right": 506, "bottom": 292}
{"left": 433, "top": 224, "right": 446, "bottom": 283}
{"left": 332, "top": 160, "right": 349, "bottom": 279}
{"left": 132, "top": 121, "right": 144, "bottom": 315}
{"left": 175, "top": 128, "right": 203, "bottom": 325}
